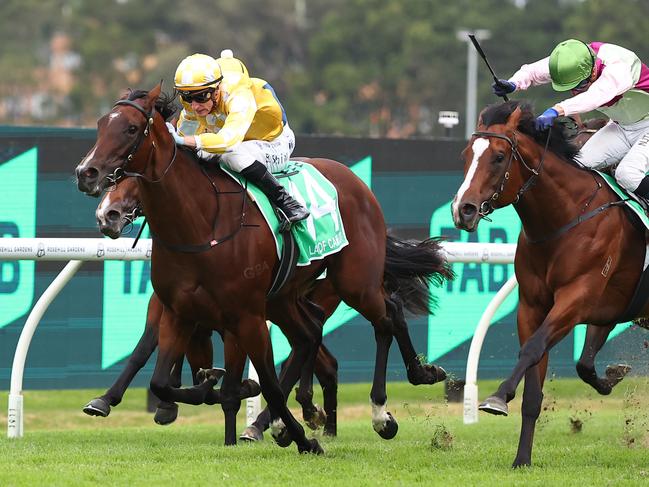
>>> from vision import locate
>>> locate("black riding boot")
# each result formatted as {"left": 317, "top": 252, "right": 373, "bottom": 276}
{"left": 634, "top": 176, "right": 649, "bottom": 200}
{"left": 240, "top": 161, "right": 310, "bottom": 224}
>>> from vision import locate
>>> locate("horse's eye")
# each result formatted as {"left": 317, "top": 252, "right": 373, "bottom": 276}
{"left": 127, "top": 125, "right": 138, "bottom": 135}
{"left": 495, "top": 153, "right": 505, "bottom": 163}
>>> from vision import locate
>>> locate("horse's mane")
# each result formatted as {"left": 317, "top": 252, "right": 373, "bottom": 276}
{"left": 480, "top": 101, "right": 581, "bottom": 167}
{"left": 126, "top": 89, "right": 177, "bottom": 121}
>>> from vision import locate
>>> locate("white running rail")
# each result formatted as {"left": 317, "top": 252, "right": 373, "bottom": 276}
{"left": 1, "top": 238, "right": 516, "bottom": 437}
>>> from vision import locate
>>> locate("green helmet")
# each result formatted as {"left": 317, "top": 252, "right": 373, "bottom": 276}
{"left": 549, "top": 39, "right": 595, "bottom": 91}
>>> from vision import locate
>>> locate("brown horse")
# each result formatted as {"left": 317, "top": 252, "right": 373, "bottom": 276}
{"left": 90, "top": 118, "right": 451, "bottom": 444}
{"left": 75, "top": 84, "right": 452, "bottom": 455}
{"left": 452, "top": 101, "right": 644, "bottom": 467}
{"left": 90, "top": 177, "right": 339, "bottom": 438}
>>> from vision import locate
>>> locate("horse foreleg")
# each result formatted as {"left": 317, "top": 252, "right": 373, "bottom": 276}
{"left": 153, "top": 354, "right": 183, "bottom": 425}
{"left": 237, "top": 315, "right": 323, "bottom": 455}
{"left": 83, "top": 294, "right": 162, "bottom": 417}
{"left": 512, "top": 356, "right": 548, "bottom": 468}
{"left": 218, "top": 331, "right": 247, "bottom": 446}
{"left": 576, "top": 324, "right": 630, "bottom": 395}
{"left": 150, "top": 310, "right": 221, "bottom": 406}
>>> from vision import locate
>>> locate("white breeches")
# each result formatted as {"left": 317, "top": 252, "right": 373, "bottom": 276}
{"left": 216, "top": 123, "right": 295, "bottom": 174}
{"left": 578, "top": 118, "right": 649, "bottom": 192}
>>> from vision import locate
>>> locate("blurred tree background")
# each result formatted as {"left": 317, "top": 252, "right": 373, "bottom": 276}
{"left": 1, "top": 0, "right": 647, "bottom": 138}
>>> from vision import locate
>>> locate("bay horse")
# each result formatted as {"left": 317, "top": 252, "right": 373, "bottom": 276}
{"left": 75, "top": 84, "right": 452, "bottom": 455}
{"left": 452, "top": 101, "right": 644, "bottom": 467}
{"left": 90, "top": 176, "right": 339, "bottom": 437}
{"left": 90, "top": 123, "right": 452, "bottom": 444}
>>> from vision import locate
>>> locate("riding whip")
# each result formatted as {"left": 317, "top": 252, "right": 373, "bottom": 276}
{"left": 468, "top": 34, "right": 509, "bottom": 102}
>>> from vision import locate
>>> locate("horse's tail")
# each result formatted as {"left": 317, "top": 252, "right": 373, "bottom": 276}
{"left": 384, "top": 234, "right": 454, "bottom": 316}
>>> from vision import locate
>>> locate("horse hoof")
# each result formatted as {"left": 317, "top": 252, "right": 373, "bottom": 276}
{"left": 323, "top": 424, "right": 337, "bottom": 437}
{"left": 512, "top": 457, "right": 532, "bottom": 468}
{"left": 479, "top": 396, "right": 508, "bottom": 416}
{"left": 239, "top": 425, "right": 264, "bottom": 442}
{"left": 154, "top": 403, "right": 179, "bottom": 425}
{"left": 375, "top": 412, "right": 399, "bottom": 440}
{"left": 605, "top": 364, "right": 631, "bottom": 381}
{"left": 270, "top": 420, "right": 292, "bottom": 448}
{"left": 197, "top": 367, "right": 226, "bottom": 385}
{"left": 238, "top": 379, "right": 261, "bottom": 399}
{"left": 305, "top": 405, "right": 327, "bottom": 430}
{"left": 82, "top": 398, "right": 111, "bottom": 417}
{"left": 299, "top": 438, "right": 324, "bottom": 455}
{"left": 407, "top": 363, "right": 447, "bottom": 385}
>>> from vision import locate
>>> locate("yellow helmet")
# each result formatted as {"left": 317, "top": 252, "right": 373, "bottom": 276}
{"left": 174, "top": 53, "right": 223, "bottom": 91}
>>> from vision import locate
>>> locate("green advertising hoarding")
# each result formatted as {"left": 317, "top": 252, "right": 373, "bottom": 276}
{"left": 1, "top": 128, "right": 646, "bottom": 389}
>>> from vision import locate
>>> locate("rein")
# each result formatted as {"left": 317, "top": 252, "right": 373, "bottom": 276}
{"left": 149, "top": 165, "right": 259, "bottom": 253}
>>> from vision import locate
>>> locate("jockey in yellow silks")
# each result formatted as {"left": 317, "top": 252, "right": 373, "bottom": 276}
{"left": 167, "top": 50, "right": 309, "bottom": 224}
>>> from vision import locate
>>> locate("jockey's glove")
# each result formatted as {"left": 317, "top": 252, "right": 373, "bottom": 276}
{"left": 535, "top": 108, "right": 559, "bottom": 131}
{"left": 492, "top": 79, "right": 516, "bottom": 97}
{"left": 166, "top": 122, "right": 186, "bottom": 146}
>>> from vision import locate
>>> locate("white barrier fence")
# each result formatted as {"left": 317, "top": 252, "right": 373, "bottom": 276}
{"left": 3, "top": 238, "right": 516, "bottom": 438}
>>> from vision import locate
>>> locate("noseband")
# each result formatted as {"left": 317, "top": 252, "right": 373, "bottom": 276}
{"left": 471, "top": 130, "right": 550, "bottom": 217}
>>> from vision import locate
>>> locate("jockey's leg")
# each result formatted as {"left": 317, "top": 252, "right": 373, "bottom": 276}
{"left": 577, "top": 120, "right": 627, "bottom": 170}
{"left": 220, "top": 125, "right": 309, "bottom": 224}
{"left": 240, "top": 161, "right": 310, "bottom": 224}
{"left": 615, "top": 123, "right": 649, "bottom": 198}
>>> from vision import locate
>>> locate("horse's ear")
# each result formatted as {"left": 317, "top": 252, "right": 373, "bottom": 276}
{"left": 476, "top": 107, "right": 487, "bottom": 130}
{"left": 118, "top": 88, "right": 132, "bottom": 100}
{"left": 147, "top": 82, "right": 163, "bottom": 104}
{"left": 506, "top": 106, "right": 523, "bottom": 129}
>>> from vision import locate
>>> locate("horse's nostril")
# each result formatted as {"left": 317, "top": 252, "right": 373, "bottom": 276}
{"left": 106, "top": 209, "right": 121, "bottom": 222}
{"left": 82, "top": 167, "right": 99, "bottom": 180}
{"left": 461, "top": 203, "right": 478, "bottom": 219}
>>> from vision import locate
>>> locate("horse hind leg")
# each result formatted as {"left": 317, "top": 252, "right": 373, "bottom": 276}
{"left": 576, "top": 324, "right": 631, "bottom": 395}
{"left": 313, "top": 344, "right": 338, "bottom": 436}
{"left": 295, "top": 300, "right": 328, "bottom": 431}
{"left": 388, "top": 295, "right": 446, "bottom": 386}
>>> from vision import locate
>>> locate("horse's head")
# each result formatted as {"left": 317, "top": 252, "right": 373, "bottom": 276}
{"left": 96, "top": 177, "right": 142, "bottom": 239}
{"left": 75, "top": 83, "right": 164, "bottom": 196}
{"left": 452, "top": 103, "right": 530, "bottom": 232}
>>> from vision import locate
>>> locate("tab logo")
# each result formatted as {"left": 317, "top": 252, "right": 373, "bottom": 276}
{"left": 428, "top": 200, "right": 521, "bottom": 361}
{"left": 101, "top": 222, "right": 152, "bottom": 369}
{"left": 0, "top": 148, "right": 37, "bottom": 329}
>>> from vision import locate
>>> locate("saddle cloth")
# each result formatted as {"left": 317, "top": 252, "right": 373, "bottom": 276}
{"left": 222, "top": 160, "right": 349, "bottom": 266}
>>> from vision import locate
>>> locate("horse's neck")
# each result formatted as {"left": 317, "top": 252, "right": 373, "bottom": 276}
{"left": 515, "top": 152, "right": 597, "bottom": 239}
{"left": 138, "top": 150, "right": 231, "bottom": 245}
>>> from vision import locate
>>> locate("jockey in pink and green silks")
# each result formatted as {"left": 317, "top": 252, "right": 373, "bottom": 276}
{"left": 493, "top": 39, "right": 649, "bottom": 199}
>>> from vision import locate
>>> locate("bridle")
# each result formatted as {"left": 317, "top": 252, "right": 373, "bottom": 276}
{"left": 471, "top": 129, "right": 550, "bottom": 218}
{"left": 103, "top": 98, "right": 177, "bottom": 185}
{"left": 472, "top": 127, "right": 626, "bottom": 245}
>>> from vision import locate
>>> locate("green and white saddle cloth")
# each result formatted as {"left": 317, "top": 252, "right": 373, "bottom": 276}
{"left": 223, "top": 160, "right": 349, "bottom": 266}
{"left": 597, "top": 170, "right": 649, "bottom": 270}
{"left": 597, "top": 170, "right": 649, "bottom": 228}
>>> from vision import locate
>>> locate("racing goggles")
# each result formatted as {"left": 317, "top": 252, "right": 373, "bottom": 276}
{"left": 178, "top": 88, "right": 214, "bottom": 104}
{"left": 573, "top": 77, "right": 591, "bottom": 92}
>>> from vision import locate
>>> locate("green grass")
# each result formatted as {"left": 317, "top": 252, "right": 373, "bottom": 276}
{"left": 2, "top": 378, "right": 649, "bottom": 486}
